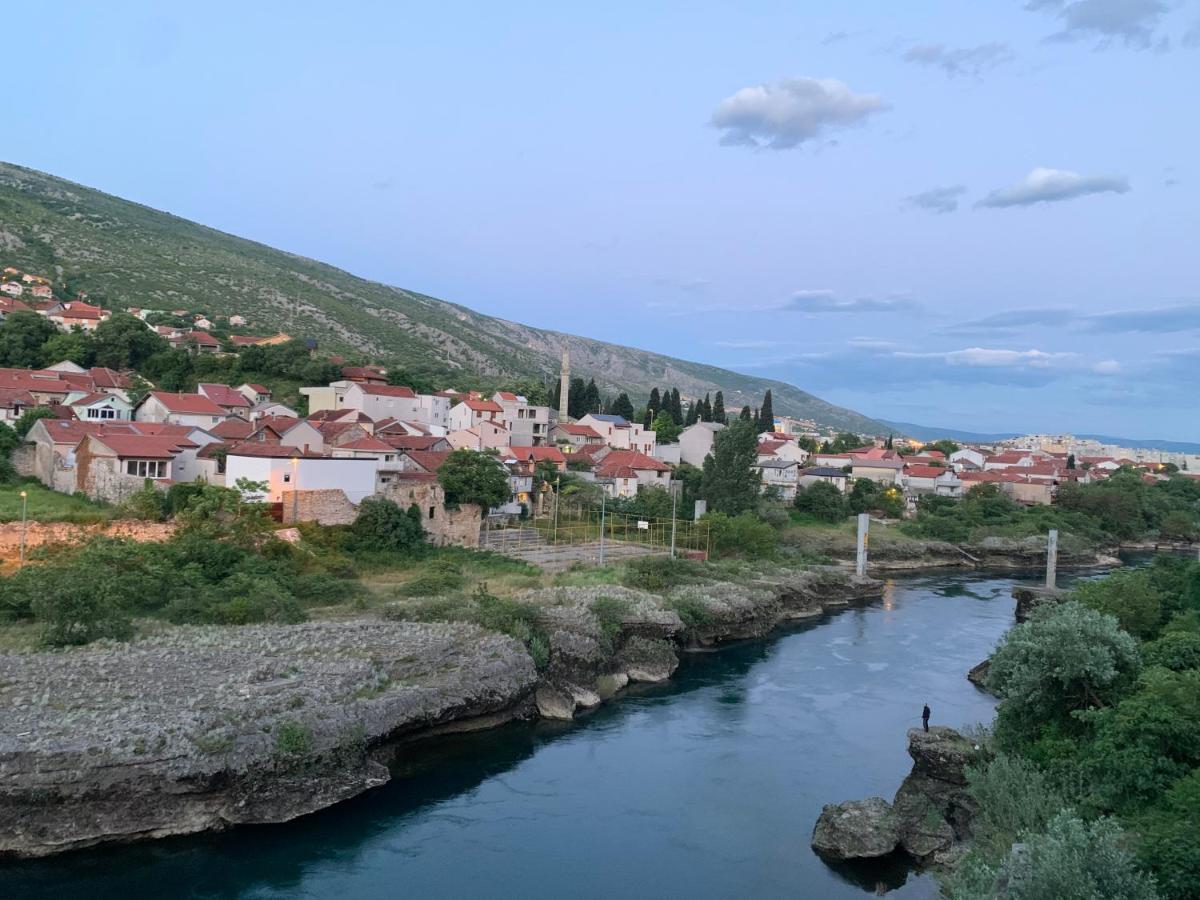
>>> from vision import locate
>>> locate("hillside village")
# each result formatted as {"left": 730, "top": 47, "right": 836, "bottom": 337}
{"left": 1, "top": 263, "right": 1196, "bottom": 549}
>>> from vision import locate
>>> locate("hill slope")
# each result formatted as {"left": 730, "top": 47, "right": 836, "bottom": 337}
{"left": 0, "top": 161, "right": 885, "bottom": 432}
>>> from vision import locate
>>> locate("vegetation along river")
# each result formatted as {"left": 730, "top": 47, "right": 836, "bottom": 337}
{"left": 7, "top": 567, "right": 1108, "bottom": 899}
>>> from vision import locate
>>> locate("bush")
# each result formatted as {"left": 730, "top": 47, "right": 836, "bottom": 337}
{"left": 275, "top": 721, "right": 314, "bottom": 756}
{"left": 1074, "top": 569, "right": 1164, "bottom": 640}
{"left": 620, "top": 555, "right": 704, "bottom": 591}
{"left": 793, "top": 481, "right": 847, "bottom": 523}
{"left": 1142, "top": 631, "right": 1200, "bottom": 671}
{"left": 1137, "top": 769, "right": 1200, "bottom": 900}
{"left": 964, "top": 754, "right": 1065, "bottom": 861}
{"left": 119, "top": 481, "right": 167, "bottom": 521}
{"left": 397, "top": 559, "right": 466, "bottom": 597}
{"left": 704, "top": 511, "right": 776, "bottom": 559}
{"left": 590, "top": 595, "right": 632, "bottom": 654}
{"left": 29, "top": 565, "right": 134, "bottom": 646}
{"left": 350, "top": 498, "right": 425, "bottom": 554}
{"left": 665, "top": 594, "right": 715, "bottom": 629}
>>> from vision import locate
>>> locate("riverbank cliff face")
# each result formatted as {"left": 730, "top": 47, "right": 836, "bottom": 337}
{"left": 0, "top": 566, "right": 881, "bottom": 859}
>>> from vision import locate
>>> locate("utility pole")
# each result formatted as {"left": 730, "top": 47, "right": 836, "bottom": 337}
{"left": 553, "top": 475, "right": 560, "bottom": 545}
{"left": 855, "top": 512, "right": 869, "bottom": 577}
{"left": 1046, "top": 529, "right": 1058, "bottom": 589}
{"left": 599, "top": 491, "right": 606, "bottom": 565}
{"left": 18, "top": 489, "right": 28, "bottom": 568}
{"left": 669, "top": 482, "right": 677, "bottom": 559}
{"left": 291, "top": 457, "right": 299, "bottom": 524}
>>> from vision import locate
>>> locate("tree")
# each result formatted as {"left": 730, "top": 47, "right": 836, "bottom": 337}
{"left": 0, "top": 310, "right": 58, "bottom": 367}
{"left": 739, "top": 405, "right": 751, "bottom": 421}
{"left": 651, "top": 409, "right": 681, "bottom": 443}
{"left": 1074, "top": 569, "right": 1164, "bottom": 639}
{"left": 610, "top": 392, "right": 634, "bottom": 421}
{"left": 1067, "top": 453, "right": 1076, "bottom": 470}
{"left": 986, "top": 601, "right": 1141, "bottom": 748}
{"left": 1138, "top": 768, "right": 1200, "bottom": 900}
{"left": 700, "top": 393, "right": 712, "bottom": 422}
{"left": 712, "top": 390, "right": 726, "bottom": 424}
{"left": 350, "top": 498, "right": 425, "bottom": 553}
{"left": 794, "top": 481, "right": 848, "bottom": 522}
{"left": 438, "top": 450, "right": 510, "bottom": 510}
{"left": 757, "top": 389, "right": 774, "bottom": 434}
{"left": 699, "top": 418, "right": 760, "bottom": 515}
{"left": 13, "top": 406, "right": 61, "bottom": 438}
{"left": 1159, "top": 511, "right": 1199, "bottom": 542}
{"left": 669, "top": 388, "right": 682, "bottom": 423}
{"left": 647, "top": 387, "right": 661, "bottom": 418}
{"left": 847, "top": 478, "right": 879, "bottom": 514}
{"left": 921, "top": 439, "right": 960, "bottom": 457}
{"left": 91, "top": 312, "right": 169, "bottom": 369}
{"left": 684, "top": 400, "right": 698, "bottom": 426}
{"left": 42, "top": 331, "right": 94, "bottom": 367}
{"left": 581, "top": 378, "right": 601, "bottom": 416}
{"left": 885, "top": 434, "right": 894, "bottom": 450}
{"left": 566, "top": 376, "right": 586, "bottom": 418}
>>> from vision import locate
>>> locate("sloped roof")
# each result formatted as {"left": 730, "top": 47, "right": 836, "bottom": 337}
{"left": 336, "top": 436, "right": 394, "bottom": 452}
{"left": 801, "top": 466, "right": 850, "bottom": 478}
{"left": 457, "top": 398, "right": 503, "bottom": 413}
{"left": 208, "top": 418, "right": 255, "bottom": 440}
{"left": 198, "top": 383, "right": 252, "bottom": 408}
{"left": 356, "top": 383, "right": 415, "bottom": 398}
{"left": 402, "top": 450, "right": 451, "bottom": 473}
{"left": 555, "top": 423, "right": 601, "bottom": 438}
{"left": 596, "top": 449, "right": 672, "bottom": 473}
{"left": 91, "top": 433, "right": 197, "bottom": 459}
{"left": 144, "top": 391, "right": 226, "bottom": 415}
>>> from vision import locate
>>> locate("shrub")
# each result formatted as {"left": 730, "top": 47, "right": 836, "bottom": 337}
{"left": 793, "top": 481, "right": 847, "bottom": 523}
{"left": 30, "top": 566, "right": 134, "bottom": 646}
{"left": 274, "top": 721, "right": 314, "bottom": 756}
{"left": 438, "top": 450, "right": 510, "bottom": 509}
{"left": 590, "top": 595, "right": 632, "bottom": 654}
{"left": 704, "top": 511, "right": 776, "bottom": 559}
{"left": 1074, "top": 569, "right": 1164, "bottom": 640}
{"left": 621, "top": 555, "right": 704, "bottom": 591}
{"left": 1137, "top": 769, "right": 1200, "bottom": 900}
{"left": 1142, "top": 631, "right": 1200, "bottom": 671}
{"left": 964, "top": 754, "right": 1065, "bottom": 862}
{"left": 350, "top": 498, "right": 425, "bottom": 554}
{"left": 666, "top": 594, "right": 715, "bottom": 629}
{"left": 397, "top": 559, "right": 466, "bottom": 597}
{"left": 119, "top": 481, "right": 167, "bottom": 521}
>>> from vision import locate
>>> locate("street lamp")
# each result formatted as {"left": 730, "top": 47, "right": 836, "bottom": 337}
{"left": 290, "top": 456, "right": 299, "bottom": 524}
{"left": 18, "top": 489, "right": 28, "bottom": 568}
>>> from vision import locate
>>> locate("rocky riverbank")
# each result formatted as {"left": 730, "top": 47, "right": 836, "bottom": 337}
{"left": 0, "top": 565, "right": 882, "bottom": 858}
{"left": 812, "top": 726, "right": 982, "bottom": 868}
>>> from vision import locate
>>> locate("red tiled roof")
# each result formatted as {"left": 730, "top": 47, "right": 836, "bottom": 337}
{"left": 596, "top": 449, "right": 672, "bottom": 473}
{"left": 91, "top": 433, "right": 197, "bottom": 459}
{"left": 88, "top": 367, "right": 131, "bottom": 389}
{"left": 242, "top": 383, "right": 269, "bottom": 394}
{"left": 50, "top": 301, "right": 107, "bottom": 320}
{"left": 403, "top": 450, "right": 451, "bottom": 473}
{"left": 68, "top": 391, "right": 115, "bottom": 407}
{"left": 0, "top": 368, "right": 73, "bottom": 394}
{"left": 198, "top": 383, "right": 252, "bottom": 408}
{"left": 342, "top": 365, "right": 388, "bottom": 380}
{"left": 144, "top": 391, "right": 227, "bottom": 415}
{"left": 904, "top": 465, "right": 951, "bottom": 479}
{"left": 512, "top": 446, "right": 567, "bottom": 465}
{"left": 229, "top": 335, "right": 265, "bottom": 346}
{"left": 458, "top": 398, "right": 503, "bottom": 413}
{"left": 185, "top": 331, "right": 221, "bottom": 347}
{"left": 495, "top": 391, "right": 519, "bottom": 401}
{"left": 0, "top": 387, "right": 36, "bottom": 407}
{"left": 336, "top": 436, "right": 394, "bottom": 452}
{"left": 226, "top": 443, "right": 325, "bottom": 459}
{"left": 555, "top": 423, "right": 601, "bottom": 438}
{"left": 208, "top": 418, "right": 255, "bottom": 440}
{"left": 253, "top": 415, "right": 306, "bottom": 435}
{"left": 355, "top": 383, "right": 415, "bottom": 398}
{"left": 379, "top": 434, "right": 448, "bottom": 451}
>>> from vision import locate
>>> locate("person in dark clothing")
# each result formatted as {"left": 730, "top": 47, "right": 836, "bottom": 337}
{"left": 922, "top": 704, "right": 931, "bottom": 732}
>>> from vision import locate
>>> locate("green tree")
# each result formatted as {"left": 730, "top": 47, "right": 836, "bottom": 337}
{"left": 0, "top": 310, "right": 58, "bottom": 367}
{"left": 1074, "top": 569, "right": 1164, "bottom": 639}
{"left": 712, "top": 390, "right": 726, "bottom": 424}
{"left": 42, "top": 330, "right": 94, "bottom": 367}
{"left": 1138, "top": 769, "right": 1200, "bottom": 900}
{"left": 566, "top": 376, "right": 586, "bottom": 418}
{"left": 757, "top": 389, "right": 774, "bottom": 433}
{"left": 921, "top": 439, "right": 960, "bottom": 457}
{"left": 610, "top": 392, "right": 635, "bottom": 421}
{"left": 739, "top": 405, "right": 751, "bottom": 421}
{"left": 700, "top": 418, "right": 760, "bottom": 515}
{"left": 669, "top": 388, "right": 682, "bottom": 423}
{"left": 794, "top": 481, "right": 848, "bottom": 522}
{"left": 438, "top": 449, "right": 510, "bottom": 509}
{"left": 647, "top": 387, "right": 661, "bottom": 418}
{"left": 684, "top": 400, "right": 698, "bottom": 426}
{"left": 699, "top": 393, "right": 712, "bottom": 422}
{"left": 986, "top": 601, "right": 1141, "bottom": 748}
{"left": 651, "top": 409, "right": 681, "bottom": 443}
{"left": 350, "top": 498, "right": 425, "bottom": 553}
{"left": 847, "top": 478, "right": 879, "bottom": 514}
{"left": 13, "top": 406, "right": 60, "bottom": 438}
{"left": 1158, "top": 511, "right": 1198, "bottom": 542}
{"left": 91, "top": 312, "right": 169, "bottom": 369}
{"left": 581, "top": 378, "right": 601, "bottom": 417}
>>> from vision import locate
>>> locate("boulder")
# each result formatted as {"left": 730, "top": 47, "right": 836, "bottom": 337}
{"left": 967, "top": 659, "right": 991, "bottom": 691}
{"left": 811, "top": 798, "right": 900, "bottom": 860}
{"left": 534, "top": 685, "right": 576, "bottom": 720}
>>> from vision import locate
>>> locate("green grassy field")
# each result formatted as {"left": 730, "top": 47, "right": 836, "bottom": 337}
{"left": 0, "top": 483, "right": 112, "bottom": 524}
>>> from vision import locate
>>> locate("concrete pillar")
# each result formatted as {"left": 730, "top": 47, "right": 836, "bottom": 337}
{"left": 1045, "top": 529, "right": 1058, "bottom": 589}
{"left": 856, "top": 513, "right": 869, "bottom": 577}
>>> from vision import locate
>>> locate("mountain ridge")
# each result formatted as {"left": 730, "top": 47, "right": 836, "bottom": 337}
{"left": 0, "top": 161, "right": 886, "bottom": 433}
{"left": 881, "top": 420, "right": 1200, "bottom": 455}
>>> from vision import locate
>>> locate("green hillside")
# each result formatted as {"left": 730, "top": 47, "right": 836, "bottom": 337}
{"left": 0, "top": 161, "right": 885, "bottom": 432}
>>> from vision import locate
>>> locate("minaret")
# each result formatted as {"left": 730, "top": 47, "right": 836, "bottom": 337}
{"left": 558, "top": 349, "right": 570, "bottom": 422}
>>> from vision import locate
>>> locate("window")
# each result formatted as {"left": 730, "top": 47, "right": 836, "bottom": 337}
{"left": 124, "top": 459, "right": 167, "bottom": 478}
{"left": 428, "top": 506, "right": 436, "bottom": 520}
{"left": 283, "top": 473, "right": 291, "bottom": 483}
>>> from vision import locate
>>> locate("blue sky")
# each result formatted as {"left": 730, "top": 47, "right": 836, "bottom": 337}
{"left": 7, "top": 2, "right": 1200, "bottom": 439}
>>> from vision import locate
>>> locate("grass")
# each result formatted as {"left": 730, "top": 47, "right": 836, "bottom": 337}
{"left": 0, "top": 482, "right": 113, "bottom": 524}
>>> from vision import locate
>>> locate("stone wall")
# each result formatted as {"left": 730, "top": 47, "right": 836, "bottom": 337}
{"left": 76, "top": 443, "right": 168, "bottom": 504}
{"left": 0, "top": 520, "right": 176, "bottom": 565}
{"left": 281, "top": 482, "right": 482, "bottom": 547}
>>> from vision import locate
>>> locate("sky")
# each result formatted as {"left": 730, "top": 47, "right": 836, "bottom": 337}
{"left": 6, "top": 1, "right": 1200, "bottom": 440}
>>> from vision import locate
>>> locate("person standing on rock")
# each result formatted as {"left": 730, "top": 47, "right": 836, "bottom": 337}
{"left": 921, "top": 704, "right": 930, "bottom": 732}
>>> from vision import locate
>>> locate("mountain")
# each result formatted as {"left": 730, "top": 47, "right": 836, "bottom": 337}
{"left": 0, "top": 161, "right": 886, "bottom": 433}
{"left": 881, "top": 420, "right": 1200, "bottom": 455}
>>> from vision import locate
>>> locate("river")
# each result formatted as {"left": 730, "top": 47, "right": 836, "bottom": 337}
{"left": 7, "top": 569, "right": 1073, "bottom": 899}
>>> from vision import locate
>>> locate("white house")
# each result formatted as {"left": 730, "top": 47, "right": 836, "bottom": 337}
{"left": 493, "top": 391, "right": 550, "bottom": 447}
{"left": 135, "top": 392, "right": 229, "bottom": 429}
{"left": 225, "top": 446, "right": 380, "bottom": 504}
{"left": 67, "top": 391, "right": 133, "bottom": 421}
{"left": 577, "top": 414, "right": 657, "bottom": 456}
{"left": 903, "top": 465, "right": 963, "bottom": 497}
{"left": 949, "top": 448, "right": 986, "bottom": 470}
{"left": 755, "top": 458, "right": 800, "bottom": 501}
{"left": 797, "top": 466, "right": 850, "bottom": 493}
{"left": 449, "top": 398, "right": 505, "bottom": 432}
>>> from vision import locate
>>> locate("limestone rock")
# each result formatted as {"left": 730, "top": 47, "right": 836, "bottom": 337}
{"left": 967, "top": 659, "right": 991, "bottom": 691}
{"left": 535, "top": 685, "right": 576, "bottom": 720}
{"left": 811, "top": 798, "right": 900, "bottom": 860}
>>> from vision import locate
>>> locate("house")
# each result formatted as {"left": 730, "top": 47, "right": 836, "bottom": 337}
{"left": 449, "top": 398, "right": 504, "bottom": 432}
{"left": 678, "top": 421, "right": 725, "bottom": 467}
{"left": 197, "top": 382, "right": 253, "bottom": 414}
{"left": 492, "top": 392, "right": 550, "bottom": 446}
{"left": 229, "top": 315, "right": 248, "bottom": 327}
{"left": 508, "top": 445, "right": 567, "bottom": 472}
{"left": 755, "top": 458, "right": 800, "bottom": 501}
{"left": 341, "top": 365, "right": 388, "bottom": 385}
{"left": 551, "top": 422, "right": 604, "bottom": 451}
{"left": 75, "top": 431, "right": 200, "bottom": 502}
{"left": 903, "top": 464, "right": 963, "bottom": 497}
{"left": 45, "top": 301, "right": 110, "bottom": 332}
{"left": 594, "top": 449, "right": 672, "bottom": 495}
{"left": 237, "top": 383, "right": 271, "bottom": 404}
{"left": 757, "top": 437, "right": 809, "bottom": 465}
{"left": 249, "top": 400, "right": 298, "bottom": 420}
{"left": 225, "top": 445, "right": 379, "bottom": 505}
{"left": 68, "top": 391, "right": 133, "bottom": 421}
{"left": 135, "top": 391, "right": 229, "bottom": 429}
{"left": 577, "top": 414, "right": 657, "bottom": 456}
{"left": 447, "top": 420, "right": 510, "bottom": 451}
{"left": 182, "top": 331, "right": 222, "bottom": 354}
{"left": 1, "top": 281, "right": 24, "bottom": 296}
{"left": 208, "top": 417, "right": 256, "bottom": 442}
{"left": 810, "top": 452, "right": 852, "bottom": 468}
{"left": 30, "top": 284, "right": 52, "bottom": 300}
{"left": 247, "top": 415, "right": 325, "bottom": 452}
{"left": 329, "top": 436, "right": 398, "bottom": 463}
{"left": 797, "top": 466, "right": 851, "bottom": 493}
{"left": 193, "top": 316, "right": 214, "bottom": 330}
{"left": 377, "top": 433, "right": 452, "bottom": 453}
{"left": 343, "top": 382, "right": 423, "bottom": 422}
{"left": 0, "top": 387, "right": 36, "bottom": 422}
{"left": 850, "top": 457, "right": 904, "bottom": 486}
{"left": 87, "top": 367, "right": 133, "bottom": 396}
{"left": 0, "top": 368, "right": 74, "bottom": 406}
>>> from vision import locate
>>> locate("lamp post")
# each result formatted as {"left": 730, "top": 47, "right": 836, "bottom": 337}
{"left": 290, "top": 456, "right": 299, "bottom": 524}
{"left": 18, "top": 489, "right": 28, "bottom": 568}
{"left": 669, "top": 481, "right": 677, "bottom": 559}
{"left": 553, "top": 475, "right": 560, "bottom": 545}
{"left": 598, "top": 491, "right": 606, "bottom": 565}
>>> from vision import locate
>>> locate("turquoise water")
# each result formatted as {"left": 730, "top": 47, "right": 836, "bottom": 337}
{"left": 7, "top": 570, "right": 1047, "bottom": 899}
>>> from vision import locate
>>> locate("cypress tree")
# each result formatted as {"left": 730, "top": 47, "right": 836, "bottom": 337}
{"left": 684, "top": 401, "right": 698, "bottom": 426}
{"left": 713, "top": 391, "right": 726, "bottom": 424}
{"left": 550, "top": 379, "right": 561, "bottom": 414}
{"left": 612, "top": 392, "right": 635, "bottom": 421}
{"left": 647, "top": 387, "right": 661, "bottom": 417}
{"left": 642, "top": 407, "right": 653, "bottom": 429}
{"left": 669, "top": 388, "right": 682, "bottom": 424}
{"left": 739, "top": 405, "right": 751, "bottom": 421}
{"left": 758, "top": 390, "right": 774, "bottom": 434}
{"left": 567, "top": 377, "right": 586, "bottom": 419}
{"left": 582, "top": 378, "right": 601, "bottom": 416}
{"left": 700, "top": 393, "right": 712, "bottom": 422}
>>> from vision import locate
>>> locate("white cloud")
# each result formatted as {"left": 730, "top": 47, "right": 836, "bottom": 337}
{"left": 897, "top": 347, "right": 1081, "bottom": 368}
{"left": 710, "top": 77, "right": 886, "bottom": 149}
{"left": 902, "top": 42, "right": 1014, "bottom": 77}
{"left": 902, "top": 185, "right": 967, "bottom": 214}
{"left": 1026, "top": 0, "right": 1170, "bottom": 49}
{"left": 1093, "top": 359, "right": 1122, "bottom": 374}
{"left": 783, "top": 289, "right": 917, "bottom": 313}
{"left": 978, "top": 167, "right": 1130, "bottom": 207}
